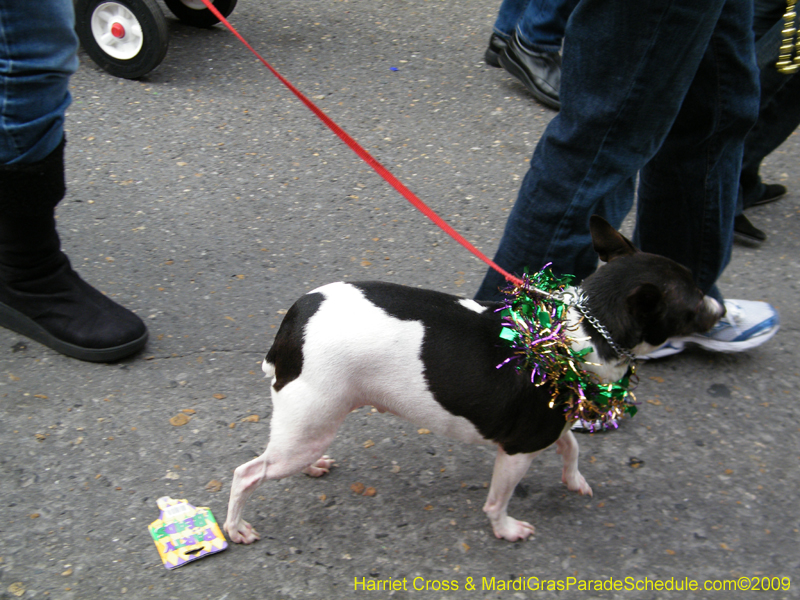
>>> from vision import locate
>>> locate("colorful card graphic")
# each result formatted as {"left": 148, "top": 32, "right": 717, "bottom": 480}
{"left": 148, "top": 497, "right": 227, "bottom": 569}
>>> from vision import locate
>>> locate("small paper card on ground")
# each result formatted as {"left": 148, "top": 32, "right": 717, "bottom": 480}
{"left": 148, "top": 496, "right": 227, "bottom": 569}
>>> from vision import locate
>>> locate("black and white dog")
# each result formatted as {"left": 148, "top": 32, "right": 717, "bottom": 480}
{"left": 224, "top": 216, "right": 723, "bottom": 543}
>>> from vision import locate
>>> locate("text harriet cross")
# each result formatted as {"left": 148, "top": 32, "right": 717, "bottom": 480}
{"left": 354, "top": 575, "right": 792, "bottom": 593}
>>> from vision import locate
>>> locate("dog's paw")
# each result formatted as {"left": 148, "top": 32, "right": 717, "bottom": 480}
{"left": 491, "top": 517, "right": 535, "bottom": 542}
{"left": 303, "top": 455, "right": 336, "bottom": 477}
{"left": 562, "top": 469, "right": 593, "bottom": 497}
{"left": 224, "top": 519, "right": 261, "bottom": 544}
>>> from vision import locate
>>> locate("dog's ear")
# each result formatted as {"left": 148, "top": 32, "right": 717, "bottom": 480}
{"left": 590, "top": 215, "right": 638, "bottom": 262}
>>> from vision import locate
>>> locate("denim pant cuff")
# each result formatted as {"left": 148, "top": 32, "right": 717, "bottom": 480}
{"left": 515, "top": 28, "right": 562, "bottom": 54}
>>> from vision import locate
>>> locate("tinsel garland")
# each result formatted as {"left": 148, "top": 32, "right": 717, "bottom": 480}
{"left": 496, "top": 266, "right": 638, "bottom": 431}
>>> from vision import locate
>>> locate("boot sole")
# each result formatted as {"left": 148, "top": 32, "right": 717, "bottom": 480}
{"left": 0, "top": 300, "right": 148, "bottom": 362}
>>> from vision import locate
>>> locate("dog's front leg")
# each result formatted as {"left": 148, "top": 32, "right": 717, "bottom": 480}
{"left": 556, "top": 429, "right": 592, "bottom": 496}
{"left": 483, "top": 446, "right": 540, "bottom": 541}
{"left": 224, "top": 456, "right": 268, "bottom": 544}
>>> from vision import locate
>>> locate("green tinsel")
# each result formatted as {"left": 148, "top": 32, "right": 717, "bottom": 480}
{"left": 497, "top": 267, "right": 638, "bottom": 431}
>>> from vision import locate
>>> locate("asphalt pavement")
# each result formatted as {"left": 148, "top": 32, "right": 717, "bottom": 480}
{"left": 1, "top": 1, "right": 798, "bottom": 598}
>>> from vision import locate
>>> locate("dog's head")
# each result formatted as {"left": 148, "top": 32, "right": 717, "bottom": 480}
{"left": 581, "top": 216, "right": 724, "bottom": 359}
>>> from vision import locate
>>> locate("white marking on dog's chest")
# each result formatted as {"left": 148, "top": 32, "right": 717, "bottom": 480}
{"left": 565, "top": 308, "right": 629, "bottom": 383}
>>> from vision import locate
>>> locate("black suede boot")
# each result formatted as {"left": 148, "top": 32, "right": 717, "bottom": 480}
{"left": 0, "top": 139, "right": 147, "bottom": 361}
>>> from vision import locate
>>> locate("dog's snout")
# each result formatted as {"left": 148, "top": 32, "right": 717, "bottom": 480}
{"left": 697, "top": 296, "right": 724, "bottom": 332}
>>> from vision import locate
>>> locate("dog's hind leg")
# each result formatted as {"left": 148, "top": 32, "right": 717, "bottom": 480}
{"left": 483, "top": 446, "right": 540, "bottom": 541}
{"left": 556, "top": 429, "right": 592, "bottom": 496}
{"left": 223, "top": 381, "right": 348, "bottom": 544}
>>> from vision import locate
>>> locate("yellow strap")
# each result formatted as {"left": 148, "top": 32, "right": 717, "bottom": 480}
{"left": 777, "top": 0, "right": 799, "bottom": 73}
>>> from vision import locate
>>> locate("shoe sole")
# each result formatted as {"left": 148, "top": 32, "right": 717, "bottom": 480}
{"left": 733, "top": 231, "right": 765, "bottom": 246}
{"left": 748, "top": 190, "right": 786, "bottom": 207}
{"left": 642, "top": 321, "right": 779, "bottom": 360}
{"left": 0, "top": 300, "right": 148, "bottom": 362}
{"left": 499, "top": 51, "right": 561, "bottom": 110}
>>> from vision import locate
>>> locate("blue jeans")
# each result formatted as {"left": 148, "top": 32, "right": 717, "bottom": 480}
{"left": 0, "top": 0, "right": 79, "bottom": 165}
{"left": 476, "top": 0, "right": 759, "bottom": 303}
{"left": 492, "top": 0, "right": 577, "bottom": 53}
{"left": 741, "top": 70, "right": 800, "bottom": 206}
{"left": 739, "top": 0, "right": 800, "bottom": 208}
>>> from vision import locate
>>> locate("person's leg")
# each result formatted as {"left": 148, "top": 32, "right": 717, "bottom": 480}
{"left": 476, "top": 0, "right": 727, "bottom": 301}
{"left": 486, "top": 0, "right": 530, "bottom": 67}
{"left": 515, "top": 0, "right": 577, "bottom": 53}
{"left": 633, "top": 0, "right": 779, "bottom": 357}
{"left": 740, "top": 69, "right": 799, "bottom": 208}
{"left": 738, "top": 1, "right": 798, "bottom": 208}
{"left": 495, "top": 0, "right": 576, "bottom": 108}
{"left": 634, "top": 0, "right": 759, "bottom": 301}
{"left": 0, "top": 0, "right": 147, "bottom": 361}
{"left": 0, "top": 0, "right": 78, "bottom": 165}
{"left": 733, "top": 2, "right": 790, "bottom": 241}
{"left": 492, "top": 0, "right": 530, "bottom": 39}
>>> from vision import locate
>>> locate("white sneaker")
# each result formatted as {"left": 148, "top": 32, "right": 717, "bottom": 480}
{"left": 642, "top": 299, "right": 779, "bottom": 359}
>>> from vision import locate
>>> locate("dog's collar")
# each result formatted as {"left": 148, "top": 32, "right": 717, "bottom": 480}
{"left": 497, "top": 267, "right": 639, "bottom": 430}
{"left": 520, "top": 281, "right": 637, "bottom": 364}
{"left": 565, "top": 288, "right": 638, "bottom": 364}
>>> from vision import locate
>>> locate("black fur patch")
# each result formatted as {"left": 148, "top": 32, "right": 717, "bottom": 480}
{"left": 353, "top": 282, "right": 568, "bottom": 454}
{"left": 265, "top": 292, "right": 324, "bottom": 391}
{"left": 581, "top": 253, "right": 712, "bottom": 360}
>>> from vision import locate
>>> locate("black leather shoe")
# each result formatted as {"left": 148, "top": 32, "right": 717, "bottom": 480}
{"left": 499, "top": 32, "right": 561, "bottom": 109}
{"left": 485, "top": 33, "right": 507, "bottom": 68}
{"left": 748, "top": 183, "right": 787, "bottom": 208}
{"left": 733, "top": 214, "right": 767, "bottom": 246}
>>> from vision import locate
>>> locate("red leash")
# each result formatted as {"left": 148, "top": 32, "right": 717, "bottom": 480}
{"left": 198, "top": 0, "right": 523, "bottom": 287}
